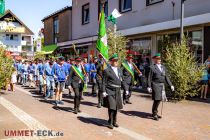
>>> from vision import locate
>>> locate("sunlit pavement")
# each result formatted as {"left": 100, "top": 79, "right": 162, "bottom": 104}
{"left": 0, "top": 85, "right": 210, "bottom": 140}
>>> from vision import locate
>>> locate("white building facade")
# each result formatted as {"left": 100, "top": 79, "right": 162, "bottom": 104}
{"left": 0, "top": 10, "right": 34, "bottom": 58}
{"left": 59, "top": 0, "right": 210, "bottom": 62}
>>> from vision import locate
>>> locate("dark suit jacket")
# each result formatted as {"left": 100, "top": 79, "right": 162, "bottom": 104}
{"left": 148, "top": 64, "right": 173, "bottom": 100}
{"left": 95, "top": 62, "right": 103, "bottom": 82}
{"left": 68, "top": 66, "right": 84, "bottom": 89}
{"left": 121, "top": 61, "right": 137, "bottom": 91}
{"left": 102, "top": 66, "right": 123, "bottom": 110}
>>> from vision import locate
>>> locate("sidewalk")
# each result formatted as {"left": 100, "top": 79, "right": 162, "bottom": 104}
{"left": 0, "top": 85, "right": 210, "bottom": 140}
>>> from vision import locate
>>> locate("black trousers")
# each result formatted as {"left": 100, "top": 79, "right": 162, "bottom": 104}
{"left": 91, "top": 78, "right": 97, "bottom": 94}
{"left": 152, "top": 100, "right": 161, "bottom": 116}
{"left": 108, "top": 108, "right": 117, "bottom": 125}
{"left": 73, "top": 84, "right": 83, "bottom": 110}
{"left": 97, "top": 80, "right": 103, "bottom": 104}
{"left": 17, "top": 74, "right": 22, "bottom": 84}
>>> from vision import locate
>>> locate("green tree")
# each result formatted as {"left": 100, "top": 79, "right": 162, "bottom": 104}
{"left": 107, "top": 25, "right": 128, "bottom": 65}
{"left": 0, "top": 47, "right": 14, "bottom": 89}
{"left": 34, "top": 52, "right": 45, "bottom": 60}
{"left": 162, "top": 39, "right": 204, "bottom": 100}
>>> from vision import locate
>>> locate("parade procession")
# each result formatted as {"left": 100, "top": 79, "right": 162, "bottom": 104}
{"left": 1, "top": 0, "right": 210, "bottom": 140}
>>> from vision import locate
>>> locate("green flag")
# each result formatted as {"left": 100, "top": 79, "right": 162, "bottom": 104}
{"left": 0, "top": 0, "right": 5, "bottom": 15}
{"left": 108, "top": 9, "right": 121, "bottom": 25}
{"left": 96, "top": 9, "right": 109, "bottom": 61}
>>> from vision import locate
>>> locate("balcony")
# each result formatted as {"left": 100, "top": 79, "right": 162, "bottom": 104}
{"left": 21, "top": 40, "right": 32, "bottom": 46}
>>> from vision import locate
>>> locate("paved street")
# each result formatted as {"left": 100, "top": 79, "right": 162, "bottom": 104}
{"left": 0, "top": 85, "right": 210, "bottom": 140}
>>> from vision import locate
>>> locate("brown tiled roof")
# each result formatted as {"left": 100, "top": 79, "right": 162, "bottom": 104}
{"left": 0, "top": 10, "right": 34, "bottom": 35}
{"left": 42, "top": 6, "right": 72, "bottom": 22}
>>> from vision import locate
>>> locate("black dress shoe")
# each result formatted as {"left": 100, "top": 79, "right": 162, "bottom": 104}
{"left": 126, "top": 101, "right": 132, "bottom": 104}
{"left": 97, "top": 103, "right": 101, "bottom": 108}
{"left": 78, "top": 109, "right": 81, "bottom": 113}
{"left": 74, "top": 109, "right": 78, "bottom": 114}
{"left": 107, "top": 124, "right": 114, "bottom": 129}
{"left": 157, "top": 115, "right": 162, "bottom": 119}
{"left": 113, "top": 123, "right": 119, "bottom": 128}
{"left": 153, "top": 115, "right": 159, "bottom": 121}
{"left": 123, "top": 100, "right": 126, "bottom": 105}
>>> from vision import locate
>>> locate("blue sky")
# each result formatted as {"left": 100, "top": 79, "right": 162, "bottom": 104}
{"left": 6, "top": 0, "right": 72, "bottom": 38}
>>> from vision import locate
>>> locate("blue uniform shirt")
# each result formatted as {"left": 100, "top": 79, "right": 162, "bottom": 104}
{"left": 90, "top": 63, "right": 96, "bottom": 78}
{"left": 84, "top": 63, "right": 91, "bottom": 73}
{"left": 17, "top": 63, "right": 23, "bottom": 74}
{"left": 52, "top": 63, "right": 68, "bottom": 82}
{"left": 63, "top": 62, "right": 71, "bottom": 75}
{"left": 38, "top": 63, "right": 44, "bottom": 75}
{"left": 45, "top": 65, "right": 54, "bottom": 81}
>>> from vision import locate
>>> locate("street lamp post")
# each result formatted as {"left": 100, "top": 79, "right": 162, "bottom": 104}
{"left": 180, "top": 0, "right": 186, "bottom": 44}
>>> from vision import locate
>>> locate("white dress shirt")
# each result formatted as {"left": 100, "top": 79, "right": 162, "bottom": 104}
{"left": 111, "top": 66, "right": 119, "bottom": 78}
{"left": 156, "top": 64, "right": 162, "bottom": 72}
{"left": 127, "top": 62, "right": 133, "bottom": 70}
{"left": 77, "top": 65, "right": 82, "bottom": 72}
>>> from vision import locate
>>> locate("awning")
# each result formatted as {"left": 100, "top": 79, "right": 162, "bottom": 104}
{"left": 57, "top": 36, "right": 97, "bottom": 47}
{"left": 41, "top": 44, "right": 58, "bottom": 54}
{"left": 120, "top": 13, "right": 210, "bottom": 36}
{"left": 60, "top": 43, "right": 92, "bottom": 49}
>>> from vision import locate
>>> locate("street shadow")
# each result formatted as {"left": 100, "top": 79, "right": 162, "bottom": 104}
{"left": 52, "top": 106, "right": 73, "bottom": 112}
{"left": 187, "top": 97, "right": 210, "bottom": 104}
{"left": 77, "top": 116, "right": 108, "bottom": 127}
{"left": 39, "top": 99, "right": 55, "bottom": 105}
{"left": 24, "top": 87, "right": 36, "bottom": 90}
{"left": 81, "top": 101, "right": 98, "bottom": 107}
{"left": 132, "top": 88, "right": 147, "bottom": 93}
{"left": 137, "top": 94, "right": 152, "bottom": 99}
{"left": 62, "top": 94, "right": 74, "bottom": 99}
{"left": 62, "top": 99, "right": 98, "bottom": 107}
{"left": 83, "top": 92, "right": 95, "bottom": 97}
{"left": 29, "top": 90, "right": 41, "bottom": 96}
{"left": 62, "top": 99, "right": 74, "bottom": 104}
{"left": 0, "top": 91, "right": 6, "bottom": 95}
{"left": 32, "top": 95, "right": 44, "bottom": 99}
{"left": 120, "top": 110, "right": 153, "bottom": 119}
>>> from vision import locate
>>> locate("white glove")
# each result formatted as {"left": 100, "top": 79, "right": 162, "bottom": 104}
{"left": 103, "top": 92, "right": 108, "bottom": 97}
{"left": 147, "top": 87, "right": 152, "bottom": 93}
{"left": 139, "top": 73, "right": 142, "bottom": 77}
{"left": 171, "top": 86, "right": 175, "bottom": 92}
{"left": 125, "top": 91, "right": 129, "bottom": 96}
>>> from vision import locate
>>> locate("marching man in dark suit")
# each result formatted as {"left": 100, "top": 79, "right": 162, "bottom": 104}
{"left": 102, "top": 54, "right": 123, "bottom": 129}
{"left": 121, "top": 54, "right": 142, "bottom": 104}
{"left": 147, "top": 53, "right": 174, "bottom": 121}
{"left": 68, "top": 56, "right": 86, "bottom": 114}
{"left": 96, "top": 54, "right": 105, "bottom": 108}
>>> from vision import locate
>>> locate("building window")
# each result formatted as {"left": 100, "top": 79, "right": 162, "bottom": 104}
{"left": 82, "top": 3, "right": 90, "bottom": 25}
{"left": 6, "top": 34, "right": 10, "bottom": 40}
{"left": 53, "top": 17, "right": 59, "bottom": 44}
{"left": 10, "top": 35, "right": 14, "bottom": 40}
{"left": 53, "top": 17, "right": 59, "bottom": 34}
{"left": 22, "top": 36, "right": 24, "bottom": 40}
{"left": 14, "top": 35, "right": 18, "bottom": 41}
{"left": 98, "top": 0, "right": 108, "bottom": 18}
{"left": 146, "top": 0, "right": 164, "bottom": 6}
{"left": 119, "top": 0, "right": 132, "bottom": 13}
